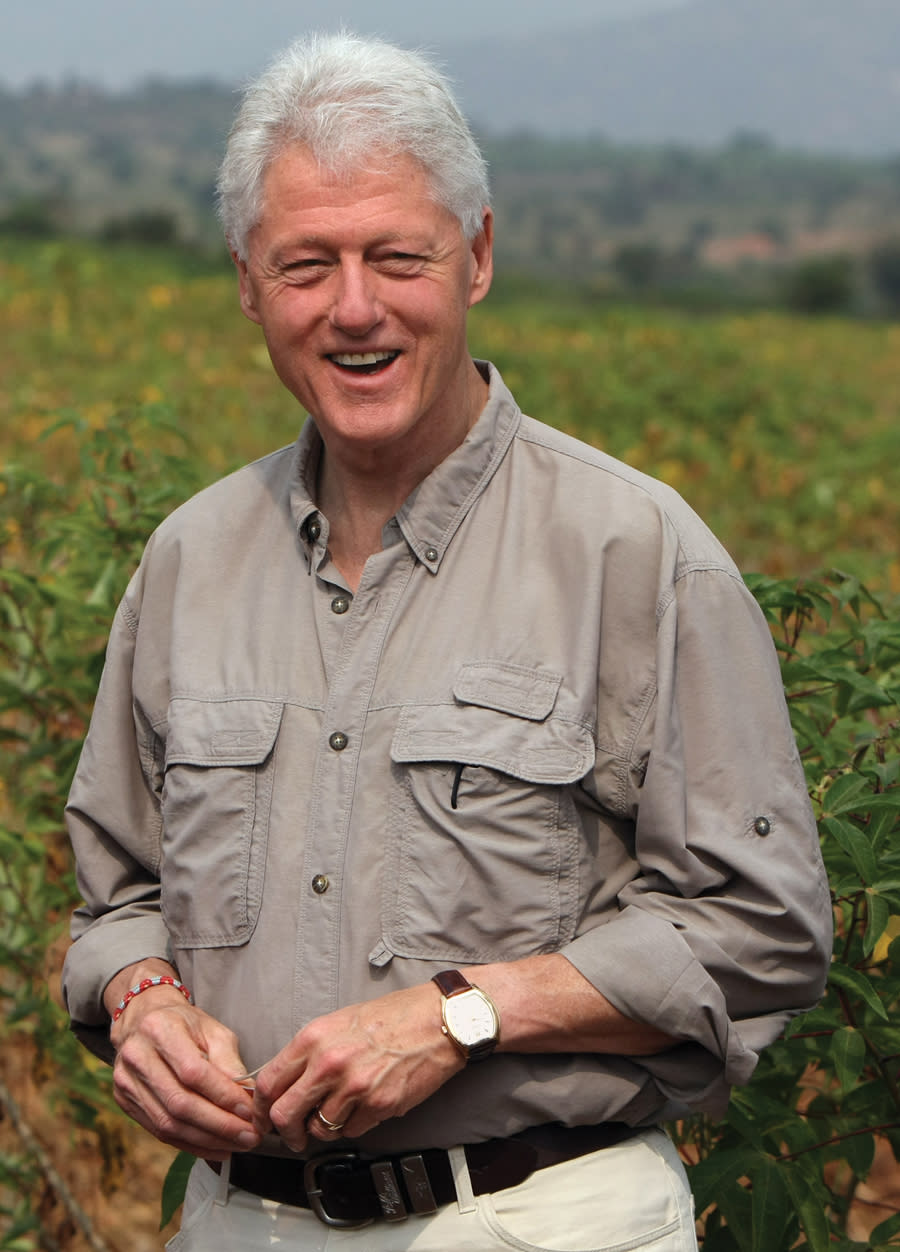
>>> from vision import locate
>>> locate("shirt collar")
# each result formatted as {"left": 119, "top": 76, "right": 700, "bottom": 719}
{"left": 289, "top": 361, "right": 522, "bottom": 572}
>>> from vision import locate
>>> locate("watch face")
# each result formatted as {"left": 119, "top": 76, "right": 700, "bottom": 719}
{"left": 444, "top": 988, "right": 499, "bottom": 1048}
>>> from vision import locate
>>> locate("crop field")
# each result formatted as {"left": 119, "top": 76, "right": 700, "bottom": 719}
{"left": 1, "top": 239, "right": 899, "bottom": 1251}
{"left": 2, "top": 239, "right": 899, "bottom": 589}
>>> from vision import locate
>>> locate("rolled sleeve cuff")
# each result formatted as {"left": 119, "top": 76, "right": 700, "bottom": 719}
{"left": 562, "top": 905, "right": 759, "bottom": 1089}
{"left": 62, "top": 912, "right": 175, "bottom": 1032}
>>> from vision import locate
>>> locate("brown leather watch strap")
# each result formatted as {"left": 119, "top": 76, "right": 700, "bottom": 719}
{"left": 432, "top": 969, "right": 471, "bottom": 997}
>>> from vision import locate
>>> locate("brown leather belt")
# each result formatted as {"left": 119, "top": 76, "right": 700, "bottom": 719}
{"left": 210, "top": 1121, "right": 640, "bottom": 1227}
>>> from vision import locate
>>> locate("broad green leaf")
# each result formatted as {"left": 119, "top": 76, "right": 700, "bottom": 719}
{"left": 869, "top": 805, "right": 900, "bottom": 850}
{"left": 160, "top": 1151, "right": 196, "bottom": 1230}
{"left": 865, "top": 794, "right": 900, "bottom": 815}
{"left": 725, "top": 1098, "right": 769, "bottom": 1152}
{"left": 843, "top": 1078, "right": 897, "bottom": 1119}
{"left": 698, "top": 1210, "right": 742, "bottom": 1252}
{"left": 827, "top": 964, "right": 889, "bottom": 1019}
{"left": 85, "top": 556, "right": 120, "bottom": 607}
{"left": 749, "top": 1157, "right": 790, "bottom": 1252}
{"left": 831, "top": 1026, "right": 867, "bottom": 1091}
{"left": 864, "top": 890, "right": 892, "bottom": 957}
{"left": 870, "top": 1211, "right": 900, "bottom": 1244}
{"left": 688, "top": 1147, "right": 759, "bottom": 1216}
{"left": 776, "top": 1118, "right": 825, "bottom": 1158}
{"left": 822, "top": 772, "right": 874, "bottom": 818}
{"left": 783, "top": 1004, "right": 836, "bottom": 1036}
{"left": 840, "top": 1130, "right": 876, "bottom": 1179}
{"left": 782, "top": 1160, "right": 833, "bottom": 1252}
{"left": 715, "top": 1191, "right": 754, "bottom": 1252}
{"left": 871, "top": 760, "right": 900, "bottom": 790}
{"left": 872, "top": 879, "right": 900, "bottom": 894}
{"left": 821, "top": 816, "right": 877, "bottom": 883}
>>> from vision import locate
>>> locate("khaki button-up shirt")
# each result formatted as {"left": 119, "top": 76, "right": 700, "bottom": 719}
{"left": 63, "top": 364, "right": 831, "bottom": 1152}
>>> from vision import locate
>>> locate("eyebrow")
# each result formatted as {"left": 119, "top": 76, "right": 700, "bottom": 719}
{"left": 272, "top": 229, "right": 436, "bottom": 258}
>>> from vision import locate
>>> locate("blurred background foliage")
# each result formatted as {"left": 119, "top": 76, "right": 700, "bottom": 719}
{"left": 0, "top": 237, "right": 898, "bottom": 1249}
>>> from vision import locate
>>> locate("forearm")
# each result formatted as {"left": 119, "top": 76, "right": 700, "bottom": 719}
{"left": 464, "top": 953, "right": 678, "bottom": 1056}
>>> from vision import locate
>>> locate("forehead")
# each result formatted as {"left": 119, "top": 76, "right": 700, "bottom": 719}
{"left": 256, "top": 144, "right": 453, "bottom": 238}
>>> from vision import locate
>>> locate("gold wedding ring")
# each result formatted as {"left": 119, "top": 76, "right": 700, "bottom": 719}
{"left": 313, "top": 1106, "right": 346, "bottom": 1134}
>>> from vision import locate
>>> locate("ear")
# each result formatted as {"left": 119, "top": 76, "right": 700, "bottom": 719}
{"left": 231, "top": 249, "right": 262, "bottom": 324}
{"left": 467, "top": 208, "right": 494, "bottom": 309}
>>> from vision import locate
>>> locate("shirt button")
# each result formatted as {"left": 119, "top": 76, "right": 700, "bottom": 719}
{"left": 331, "top": 595, "right": 350, "bottom": 615}
{"left": 311, "top": 874, "right": 329, "bottom": 894}
{"left": 307, "top": 518, "right": 321, "bottom": 541}
{"left": 753, "top": 816, "right": 771, "bottom": 836}
{"left": 424, "top": 546, "right": 438, "bottom": 562}
{"left": 329, "top": 731, "right": 349, "bottom": 751}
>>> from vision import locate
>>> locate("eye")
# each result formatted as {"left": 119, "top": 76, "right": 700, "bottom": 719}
{"left": 376, "top": 252, "right": 427, "bottom": 276}
{"left": 282, "top": 258, "right": 333, "bottom": 283}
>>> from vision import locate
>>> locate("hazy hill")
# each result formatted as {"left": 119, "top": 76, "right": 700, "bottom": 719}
{"left": 2, "top": 0, "right": 899, "bottom": 156}
{"left": 0, "top": 80, "right": 232, "bottom": 243}
{"left": 3, "top": 0, "right": 900, "bottom": 291}
{"left": 442, "top": 0, "right": 900, "bottom": 153}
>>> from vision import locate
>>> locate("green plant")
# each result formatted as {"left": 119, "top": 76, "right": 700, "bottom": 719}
{"left": 1, "top": 401, "right": 898, "bottom": 1248}
{"left": 681, "top": 572, "right": 900, "bottom": 1251}
{"left": 0, "top": 408, "right": 212, "bottom": 1244}
{"left": 783, "top": 255, "right": 857, "bottom": 315}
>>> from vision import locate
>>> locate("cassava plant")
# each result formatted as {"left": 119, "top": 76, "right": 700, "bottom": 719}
{"left": 680, "top": 572, "right": 900, "bottom": 1251}
{"left": 0, "top": 408, "right": 898, "bottom": 1249}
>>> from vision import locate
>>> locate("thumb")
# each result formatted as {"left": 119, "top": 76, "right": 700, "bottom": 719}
{"left": 204, "top": 1035, "right": 255, "bottom": 1085}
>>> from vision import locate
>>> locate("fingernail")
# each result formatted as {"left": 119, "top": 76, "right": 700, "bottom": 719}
{"left": 238, "top": 1130, "right": 259, "bottom": 1148}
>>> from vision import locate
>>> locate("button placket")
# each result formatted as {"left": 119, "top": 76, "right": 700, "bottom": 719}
{"left": 292, "top": 547, "right": 418, "bottom": 1029}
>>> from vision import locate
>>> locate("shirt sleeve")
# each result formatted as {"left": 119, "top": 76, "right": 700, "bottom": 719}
{"left": 562, "top": 566, "right": 832, "bottom": 1109}
{"left": 61, "top": 583, "right": 173, "bottom": 1056}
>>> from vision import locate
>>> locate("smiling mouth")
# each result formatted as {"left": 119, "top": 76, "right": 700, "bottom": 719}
{"left": 329, "top": 351, "right": 400, "bottom": 375}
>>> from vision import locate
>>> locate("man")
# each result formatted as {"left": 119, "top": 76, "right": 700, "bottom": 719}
{"left": 63, "top": 32, "right": 831, "bottom": 1251}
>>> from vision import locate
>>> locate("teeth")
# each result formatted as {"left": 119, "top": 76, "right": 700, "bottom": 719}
{"left": 332, "top": 351, "right": 396, "bottom": 366}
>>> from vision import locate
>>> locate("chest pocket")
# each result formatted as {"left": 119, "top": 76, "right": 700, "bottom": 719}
{"left": 160, "top": 697, "right": 283, "bottom": 948}
{"left": 376, "top": 662, "right": 595, "bottom": 966}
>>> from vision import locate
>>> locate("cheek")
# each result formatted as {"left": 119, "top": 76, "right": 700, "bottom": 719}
{"left": 259, "top": 307, "right": 319, "bottom": 359}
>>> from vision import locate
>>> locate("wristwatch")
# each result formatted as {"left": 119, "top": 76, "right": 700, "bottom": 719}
{"left": 432, "top": 969, "right": 500, "bottom": 1062}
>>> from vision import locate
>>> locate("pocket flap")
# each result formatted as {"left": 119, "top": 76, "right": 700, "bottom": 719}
{"left": 391, "top": 704, "right": 594, "bottom": 784}
{"left": 453, "top": 661, "right": 562, "bottom": 721}
{"left": 165, "top": 698, "right": 284, "bottom": 767}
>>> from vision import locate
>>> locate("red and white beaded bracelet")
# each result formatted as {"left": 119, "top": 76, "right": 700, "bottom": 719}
{"left": 112, "top": 975, "right": 193, "bottom": 1022}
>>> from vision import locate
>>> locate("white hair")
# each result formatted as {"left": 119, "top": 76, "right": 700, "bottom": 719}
{"left": 217, "top": 31, "right": 491, "bottom": 259}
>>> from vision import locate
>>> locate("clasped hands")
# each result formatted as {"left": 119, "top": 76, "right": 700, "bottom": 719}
{"left": 108, "top": 981, "right": 464, "bottom": 1160}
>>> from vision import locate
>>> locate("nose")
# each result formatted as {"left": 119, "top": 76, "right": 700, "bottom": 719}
{"left": 329, "top": 259, "right": 384, "bottom": 336}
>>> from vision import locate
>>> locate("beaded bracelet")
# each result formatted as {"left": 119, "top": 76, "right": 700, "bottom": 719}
{"left": 112, "top": 975, "right": 193, "bottom": 1022}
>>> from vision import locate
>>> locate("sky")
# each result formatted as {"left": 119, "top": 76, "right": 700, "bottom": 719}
{"left": 1, "top": 0, "right": 690, "bottom": 89}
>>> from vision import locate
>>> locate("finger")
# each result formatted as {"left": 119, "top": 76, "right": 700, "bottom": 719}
{"left": 330, "top": 1105, "right": 381, "bottom": 1141}
{"left": 114, "top": 1044, "right": 262, "bottom": 1154}
{"left": 132, "top": 1008, "right": 257, "bottom": 1123}
{"left": 306, "top": 1104, "right": 351, "bottom": 1141}
{"left": 114, "top": 1073, "right": 262, "bottom": 1156}
{"left": 147, "top": 1044, "right": 257, "bottom": 1126}
{"left": 252, "top": 1053, "right": 310, "bottom": 1137}
{"left": 180, "top": 1053, "right": 258, "bottom": 1122}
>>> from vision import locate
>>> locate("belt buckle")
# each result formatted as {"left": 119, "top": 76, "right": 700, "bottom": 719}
{"left": 303, "top": 1152, "right": 374, "bottom": 1229}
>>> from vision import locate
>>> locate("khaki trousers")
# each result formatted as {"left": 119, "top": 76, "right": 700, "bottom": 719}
{"left": 166, "top": 1127, "right": 698, "bottom": 1252}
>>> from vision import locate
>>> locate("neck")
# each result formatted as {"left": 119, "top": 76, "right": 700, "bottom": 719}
{"left": 316, "top": 360, "right": 489, "bottom": 590}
